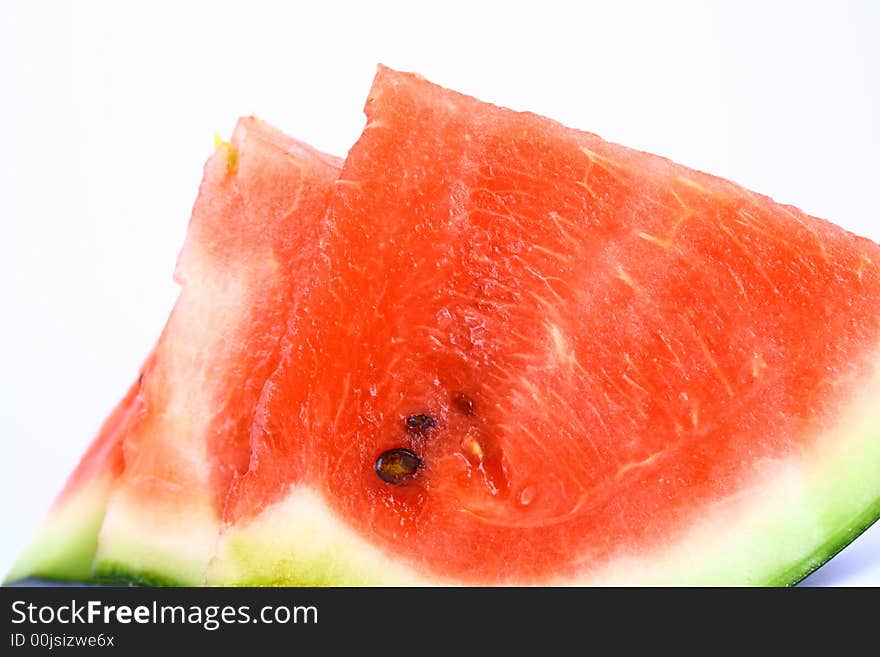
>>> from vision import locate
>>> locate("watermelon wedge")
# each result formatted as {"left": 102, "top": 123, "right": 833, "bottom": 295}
{"left": 7, "top": 118, "right": 341, "bottom": 585}
{"left": 9, "top": 67, "right": 880, "bottom": 587}
{"left": 15, "top": 118, "right": 338, "bottom": 586}
{"left": 209, "top": 67, "right": 880, "bottom": 586}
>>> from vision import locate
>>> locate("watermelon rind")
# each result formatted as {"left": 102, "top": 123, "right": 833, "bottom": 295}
{"left": 4, "top": 475, "right": 112, "bottom": 584}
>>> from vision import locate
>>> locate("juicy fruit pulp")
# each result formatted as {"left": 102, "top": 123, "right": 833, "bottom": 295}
{"left": 212, "top": 67, "right": 880, "bottom": 585}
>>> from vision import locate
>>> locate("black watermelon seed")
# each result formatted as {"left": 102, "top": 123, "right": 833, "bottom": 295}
{"left": 375, "top": 448, "right": 424, "bottom": 485}
{"left": 405, "top": 413, "right": 437, "bottom": 434}
{"left": 452, "top": 393, "right": 474, "bottom": 415}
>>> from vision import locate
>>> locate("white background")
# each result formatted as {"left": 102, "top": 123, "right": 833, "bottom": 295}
{"left": 1, "top": 0, "right": 878, "bottom": 585}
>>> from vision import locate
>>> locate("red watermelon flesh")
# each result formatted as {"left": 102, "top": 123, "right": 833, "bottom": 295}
{"left": 211, "top": 67, "right": 880, "bottom": 586}
{"left": 89, "top": 118, "right": 341, "bottom": 584}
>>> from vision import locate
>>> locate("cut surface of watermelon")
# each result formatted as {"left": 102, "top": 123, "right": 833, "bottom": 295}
{"left": 92, "top": 118, "right": 341, "bottom": 585}
{"left": 210, "top": 67, "right": 880, "bottom": 586}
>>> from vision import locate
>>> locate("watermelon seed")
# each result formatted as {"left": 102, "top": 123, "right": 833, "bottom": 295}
{"left": 375, "top": 448, "right": 424, "bottom": 485}
{"left": 452, "top": 393, "right": 474, "bottom": 415}
{"left": 405, "top": 413, "right": 437, "bottom": 434}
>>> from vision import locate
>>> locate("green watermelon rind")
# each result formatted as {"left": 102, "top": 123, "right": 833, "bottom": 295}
{"left": 10, "top": 497, "right": 879, "bottom": 587}
{"left": 204, "top": 495, "right": 880, "bottom": 588}
{"left": 3, "top": 477, "right": 112, "bottom": 585}
{"left": 91, "top": 557, "right": 203, "bottom": 588}
{"left": 774, "top": 495, "right": 880, "bottom": 586}
{"left": 90, "top": 563, "right": 183, "bottom": 588}
{"left": 1, "top": 475, "right": 190, "bottom": 587}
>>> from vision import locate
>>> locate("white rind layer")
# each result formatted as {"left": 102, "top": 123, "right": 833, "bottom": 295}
{"left": 94, "top": 490, "right": 219, "bottom": 585}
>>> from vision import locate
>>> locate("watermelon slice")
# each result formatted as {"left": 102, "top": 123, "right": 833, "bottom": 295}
{"left": 209, "top": 67, "right": 880, "bottom": 586}
{"left": 5, "top": 373, "right": 144, "bottom": 583}
{"left": 26, "top": 118, "right": 338, "bottom": 585}
{"left": 7, "top": 118, "right": 341, "bottom": 585}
